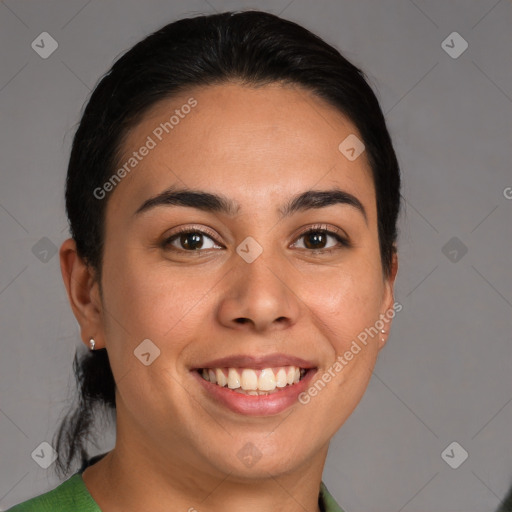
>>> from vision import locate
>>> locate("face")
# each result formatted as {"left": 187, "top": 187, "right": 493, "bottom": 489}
{"left": 66, "top": 81, "right": 398, "bottom": 481}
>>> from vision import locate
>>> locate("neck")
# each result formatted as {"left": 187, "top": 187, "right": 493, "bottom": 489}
{"left": 82, "top": 436, "right": 328, "bottom": 512}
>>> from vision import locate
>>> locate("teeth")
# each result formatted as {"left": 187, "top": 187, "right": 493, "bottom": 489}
{"left": 234, "top": 388, "right": 279, "bottom": 396}
{"left": 276, "top": 368, "right": 287, "bottom": 388}
{"left": 258, "top": 368, "right": 276, "bottom": 391}
{"left": 286, "top": 367, "right": 295, "bottom": 385}
{"left": 241, "top": 369, "right": 258, "bottom": 390}
{"left": 215, "top": 368, "right": 227, "bottom": 387}
{"left": 199, "top": 365, "right": 307, "bottom": 392}
{"left": 227, "top": 368, "right": 241, "bottom": 389}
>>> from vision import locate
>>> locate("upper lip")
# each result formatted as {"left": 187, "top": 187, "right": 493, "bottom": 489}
{"left": 191, "top": 353, "right": 317, "bottom": 370}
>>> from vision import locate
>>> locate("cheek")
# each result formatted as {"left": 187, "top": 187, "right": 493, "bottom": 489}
{"left": 99, "top": 253, "right": 210, "bottom": 409}
{"left": 102, "top": 249, "right": 216, "bottom": 344}
{"left": 301, "top": 258, "right": 384, "bottom": 339}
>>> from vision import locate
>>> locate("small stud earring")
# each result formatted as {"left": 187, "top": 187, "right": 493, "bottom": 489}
{"left": 89, "top": 338, "right": 96, "bottom": 351}
{"left": 380, "top": 329, "right": 385, "bottom": 342}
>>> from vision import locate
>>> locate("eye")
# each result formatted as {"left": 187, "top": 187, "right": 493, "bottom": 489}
{"left": 292, "top": 224, "right": 351, "bottom": 253}
{"left": 161, "top": 224, "right": 351, "bottom": 254}
{"left": 161, "top": 226, "right": 223, "bottom": 252}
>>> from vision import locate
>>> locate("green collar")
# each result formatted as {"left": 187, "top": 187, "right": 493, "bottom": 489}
{"left": 319, "top": 481, "right": 345, "bottom": 512}
{"left": 7, "top": 471, "right": 345, "bottom": 512}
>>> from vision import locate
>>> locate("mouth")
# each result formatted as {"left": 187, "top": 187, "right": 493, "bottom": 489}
{"left": 191, "top": 364, "right": 317, "bottom": 416}
{"left": 196, "top": 366, "right": 311, "bottom": 396}
{"left": 190, "top": 353, "right": 318, "bottom": 415}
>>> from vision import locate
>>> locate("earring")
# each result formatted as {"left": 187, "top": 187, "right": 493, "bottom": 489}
{"left": 380, "top": 329, "right": 385, "bottom": 342}
{"left": 89, "top": 338, "right": 96, "bottom": 351}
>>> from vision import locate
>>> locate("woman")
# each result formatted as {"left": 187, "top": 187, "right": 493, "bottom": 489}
{"left": 8, "top": 9, "right": 400, "bottom": 512}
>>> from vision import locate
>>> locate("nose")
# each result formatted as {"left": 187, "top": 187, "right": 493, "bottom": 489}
{"left": 216, "top": 251, "right": 301, "bottom": 333}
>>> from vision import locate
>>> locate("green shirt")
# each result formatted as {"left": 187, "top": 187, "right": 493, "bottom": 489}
{"left": 7, "top": 472, "right": 345, "bottom": 512}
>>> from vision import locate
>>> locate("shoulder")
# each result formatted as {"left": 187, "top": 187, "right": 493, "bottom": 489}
{"left": 6, "top": 473, "right": 100, "bottom": 512}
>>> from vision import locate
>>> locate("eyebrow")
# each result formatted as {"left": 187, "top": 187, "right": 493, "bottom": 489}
{"left": 134, "top": 186, "right": 368, "bottom": 224}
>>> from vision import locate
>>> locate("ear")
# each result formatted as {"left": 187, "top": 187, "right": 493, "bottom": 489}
{"left": 59, "top": 238, "right": 106, "bottom": 350}
{"left": 378, "top": 249, "right": 399, "bottom": 351}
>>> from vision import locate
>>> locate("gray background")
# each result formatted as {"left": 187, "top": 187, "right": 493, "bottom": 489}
{"left": 1, "top": 1, "right": 511, "bottom": 511}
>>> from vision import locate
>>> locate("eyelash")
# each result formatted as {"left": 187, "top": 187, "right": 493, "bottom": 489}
{"left": 161, "top": 224, "right": 351, "bottom": 254}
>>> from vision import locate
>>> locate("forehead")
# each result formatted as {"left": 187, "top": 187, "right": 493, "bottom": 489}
{"left": 106, "top": 81, "right": 376, "bottom": 223}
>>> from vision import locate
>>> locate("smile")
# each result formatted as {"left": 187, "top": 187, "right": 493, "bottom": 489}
{"left": 192, "top": 365, "right": 316, "bottom": 415}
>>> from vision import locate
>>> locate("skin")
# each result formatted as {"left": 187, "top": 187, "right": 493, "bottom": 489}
{"left": 60, "top": 81, "right": 398, "bottom": 512}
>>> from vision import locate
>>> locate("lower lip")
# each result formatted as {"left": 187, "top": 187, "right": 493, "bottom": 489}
{"left": 191, "top": 369, "right": 317, "bottom": 416}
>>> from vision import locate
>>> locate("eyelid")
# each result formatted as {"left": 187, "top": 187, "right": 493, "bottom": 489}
{"left": 165, "top": 224, "right": 221, "bottom": 241}
{"left": 295, "top": 223, "right": 349, "bottom": 241}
